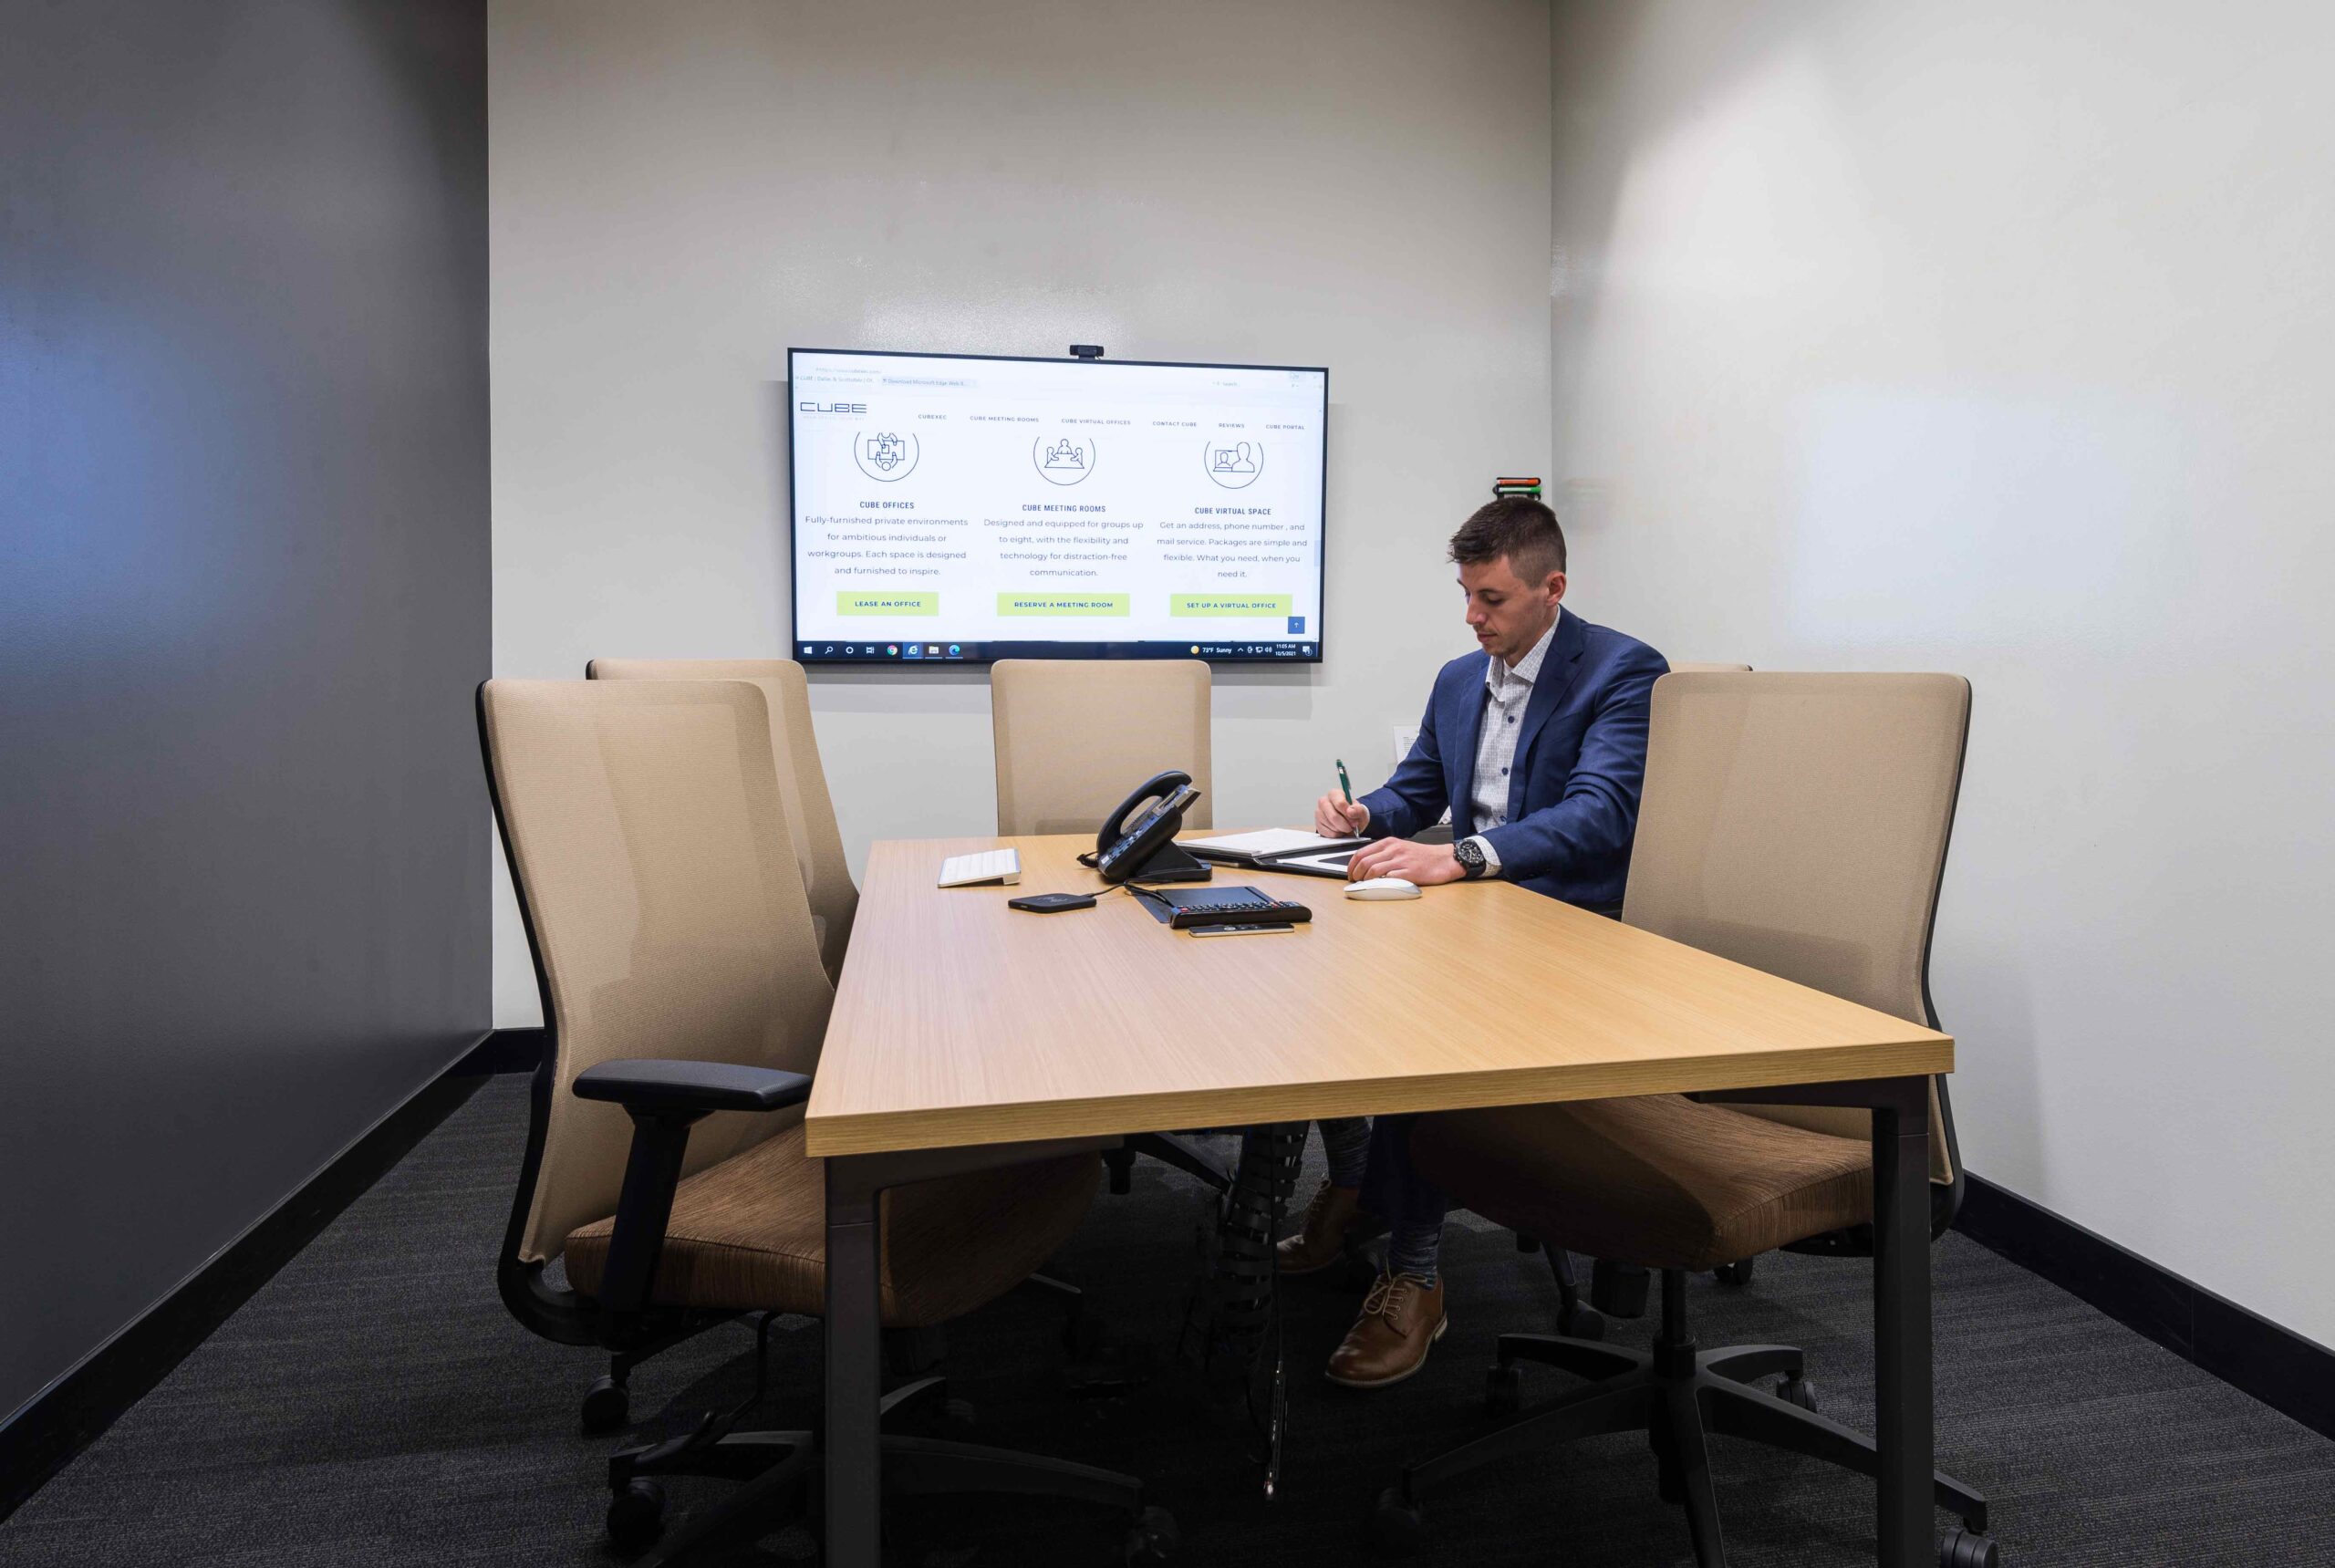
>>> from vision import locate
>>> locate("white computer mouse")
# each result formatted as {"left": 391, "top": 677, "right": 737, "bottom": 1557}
{"left": 1344, "top": 877, "right": 1421, "bottom": 900}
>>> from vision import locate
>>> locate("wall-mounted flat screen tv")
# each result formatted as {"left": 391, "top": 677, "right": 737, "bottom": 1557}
{"left": 789, "top": 348, "right": 1327, "bottom": 665}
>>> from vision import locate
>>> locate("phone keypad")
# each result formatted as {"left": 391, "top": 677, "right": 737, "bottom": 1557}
{"left": 1169, "top": 892, "right": 1309, "bottom": 928}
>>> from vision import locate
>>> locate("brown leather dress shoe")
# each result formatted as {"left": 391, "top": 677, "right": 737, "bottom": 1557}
{"left": 1324, "top": 1272, "right": 1448, "bottom": 1388}
{"left": 1277, "top": 1180, "right": 1365, "bottom": 1275}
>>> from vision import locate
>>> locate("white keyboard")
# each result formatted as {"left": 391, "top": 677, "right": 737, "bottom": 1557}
{"left": 937, "top": 847, "right": 1022, "bottom": 888}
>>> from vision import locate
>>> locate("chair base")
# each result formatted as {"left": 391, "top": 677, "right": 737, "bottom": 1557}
{"left": 610, "top": 1376, "right": 1162, "bottom": 1564}
{"left": 1375, "top": 1272, "right": 1997, "bottom": 1568}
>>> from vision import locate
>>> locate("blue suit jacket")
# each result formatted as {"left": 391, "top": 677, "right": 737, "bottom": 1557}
{"left": 1358, "top": 612, "right": 1667, "bottom": 914}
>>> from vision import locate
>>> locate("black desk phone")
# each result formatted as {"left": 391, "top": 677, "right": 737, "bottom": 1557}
{"left": 1093, "top": 770, "right": 1212, "bottom": 884}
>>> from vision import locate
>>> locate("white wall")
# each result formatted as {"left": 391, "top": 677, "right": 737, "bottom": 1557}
{"left": 1550, "top": 0, "right": 2335, "bottom": 1342}
{"left": 489, "top": 0, "right": 1554, "bottom": 1024}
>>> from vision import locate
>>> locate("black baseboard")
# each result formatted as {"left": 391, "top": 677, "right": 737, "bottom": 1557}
{"left": 1956, "top": 1172, "right": 2335, "bottom": 1440}
{"left": 0, "top": 1031, "right": 535, "bottom": 1525}
{"left": 465, "top": 1024, "right": 546, "bottom": 1075}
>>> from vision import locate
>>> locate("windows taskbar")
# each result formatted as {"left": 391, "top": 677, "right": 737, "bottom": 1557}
{"left": 792, "top": 639, "right": 1322, "bottom": 664}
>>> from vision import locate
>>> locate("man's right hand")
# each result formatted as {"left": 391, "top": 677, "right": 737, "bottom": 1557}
{"left": 1315, "top": 793, "right": 1370, "bottom": 837}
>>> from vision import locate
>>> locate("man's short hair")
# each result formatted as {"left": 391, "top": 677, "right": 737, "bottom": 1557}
{"left": 1448, "top": 496, "right": 1567, "bottom": 584}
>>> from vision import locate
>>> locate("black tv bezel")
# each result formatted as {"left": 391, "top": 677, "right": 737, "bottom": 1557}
{"left": 786, "top": 347, "right": 1328, "bottom": 667}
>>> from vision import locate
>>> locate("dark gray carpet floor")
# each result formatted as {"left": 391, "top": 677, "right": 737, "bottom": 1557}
{"left": 6, "top": 1075, "right": 2333, "bottom": 1567}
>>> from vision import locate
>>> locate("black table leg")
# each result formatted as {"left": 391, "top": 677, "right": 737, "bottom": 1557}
{"left": 1873, "top": 1077, "right": 1934, "bottom": 1568}
{"left": 825, "top": 1158, "right": 883, "bottom": 1568}
{"left": 818, "top": 1136, "right": 1118, "bottom": 1567}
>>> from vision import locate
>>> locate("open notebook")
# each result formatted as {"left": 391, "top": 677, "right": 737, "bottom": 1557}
{"left": 1180, "top": 828, "right": 1367, "bottom": 875}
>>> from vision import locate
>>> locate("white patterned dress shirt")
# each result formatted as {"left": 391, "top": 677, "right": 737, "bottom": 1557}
{"left": 1463, "top": 610, "right": 1562, "bottom": 877}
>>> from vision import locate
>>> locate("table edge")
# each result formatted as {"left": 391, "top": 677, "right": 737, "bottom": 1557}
{"left": 804, "top": 1037, "right": 1953, "bottom": 1158}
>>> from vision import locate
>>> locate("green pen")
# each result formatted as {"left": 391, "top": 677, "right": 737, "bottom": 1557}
{"left": 1336, "top": 759, "right": 1354, "bottom": 808}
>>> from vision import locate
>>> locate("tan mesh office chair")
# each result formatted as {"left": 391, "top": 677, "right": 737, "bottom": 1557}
{"left": 1537, "top": 658, "right": 1740, "bottom": 1314}
{"left": 991, "top": 659, "right": 1213, "bottom": 834}
{"left": 588, "top": 658, "right": 856, "bottom": 982}
{"left": 1377, "top": 672, "right": 1997, "bottom": 1568}
{"left": 480, "top": 679, "right": 1158, "bottom": 1559}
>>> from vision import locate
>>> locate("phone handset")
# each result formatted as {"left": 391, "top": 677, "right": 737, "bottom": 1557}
{"left": 1097, "top": 771, "right": 1191, "bottom": 857}
{"left": 1094, "top": 770, "right": 1204, "bottom": 885}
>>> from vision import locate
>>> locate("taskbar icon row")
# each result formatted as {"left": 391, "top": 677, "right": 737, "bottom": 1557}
{"left": 795, "top": 639, "right": 1322, "bottom": 663}
{"left": 800, "top": 641, "right": 971, "bottom": 660}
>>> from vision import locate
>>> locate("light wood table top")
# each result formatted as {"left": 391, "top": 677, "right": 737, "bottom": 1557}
{"left": 804, "top": 834, "right": 1953, "bottom": 1158}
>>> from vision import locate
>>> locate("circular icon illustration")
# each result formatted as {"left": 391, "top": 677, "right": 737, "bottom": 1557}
{"left": 854, "top": 430, "right": 919, "bottom": 483}
{"left": 1032, "top": 431, "right": 1097, "bottom": 485}
{"left": 1202, "top": 438, "right": 1263, "bottom": 489}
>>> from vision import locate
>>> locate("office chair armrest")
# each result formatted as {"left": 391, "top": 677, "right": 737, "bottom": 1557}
{"left": 568, "top": 1062, "right": 811, "bottom": 1327}
{"left": 574, "top": 1058, "right": 812, "bottom": 1117}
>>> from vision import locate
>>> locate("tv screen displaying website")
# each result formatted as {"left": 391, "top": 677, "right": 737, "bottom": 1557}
{"left": 789, "top": 348, "right": 1327, "bottom": 665}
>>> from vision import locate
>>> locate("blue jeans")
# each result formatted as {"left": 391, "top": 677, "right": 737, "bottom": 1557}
{"left": 1360, "top": 1113, "right": 1449, "bottom": 1283}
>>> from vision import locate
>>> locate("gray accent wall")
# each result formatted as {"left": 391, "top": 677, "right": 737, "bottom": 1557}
{"left": 0, "top": 1, "right": 489, "bottom": 1421}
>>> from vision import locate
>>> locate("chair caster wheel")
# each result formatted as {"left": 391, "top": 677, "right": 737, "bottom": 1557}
{"left": 1557, "top": 1299, "right": 1607, "bottom": 1341}
{"left": 606, "top": 1478, "right": 665, "bottom": 1553}
{"left": 1122, "top": 1505, "right": 1179, "bottom": 1564}
{"left": 1372, "top": 1487, "right": 1428, "bottom": 1556}
{"left": 1940, "top": 1527, "right": 2001, "bottom": 1568}
{"left": 1776, "top": 1372, "right": 1819, "bottom": 1412}
{"left": 581, "top": 1374, "right": 629, "bottom": 1435}
{"left": 1487, "top": 1363, "right": 1524, "bottom": 1416}
{"left": 1715, "top": 1257, "right": 1757, "bottom": 1286}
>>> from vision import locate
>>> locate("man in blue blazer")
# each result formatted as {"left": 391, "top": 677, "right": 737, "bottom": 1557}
{"left": 1283, "top": 496, "right": 1666, "bottom": 1388}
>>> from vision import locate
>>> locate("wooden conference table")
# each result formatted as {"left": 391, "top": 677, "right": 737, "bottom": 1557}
{"left": 804, "top": 833, "right": 1956, "bottom": 1567}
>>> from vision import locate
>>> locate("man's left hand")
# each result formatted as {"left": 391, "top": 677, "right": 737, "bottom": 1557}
{"left": 1346, "top": 838, "right": 1468, "bottom": 886}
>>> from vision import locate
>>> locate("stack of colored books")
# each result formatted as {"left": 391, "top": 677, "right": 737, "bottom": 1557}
{"left": 1492, "top": 475, "right": 1543, "bottom": 499}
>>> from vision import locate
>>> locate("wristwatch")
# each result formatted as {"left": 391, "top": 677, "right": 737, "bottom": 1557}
{"left": 1453, "top": 838, "right": 1489, "bottom": 880}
